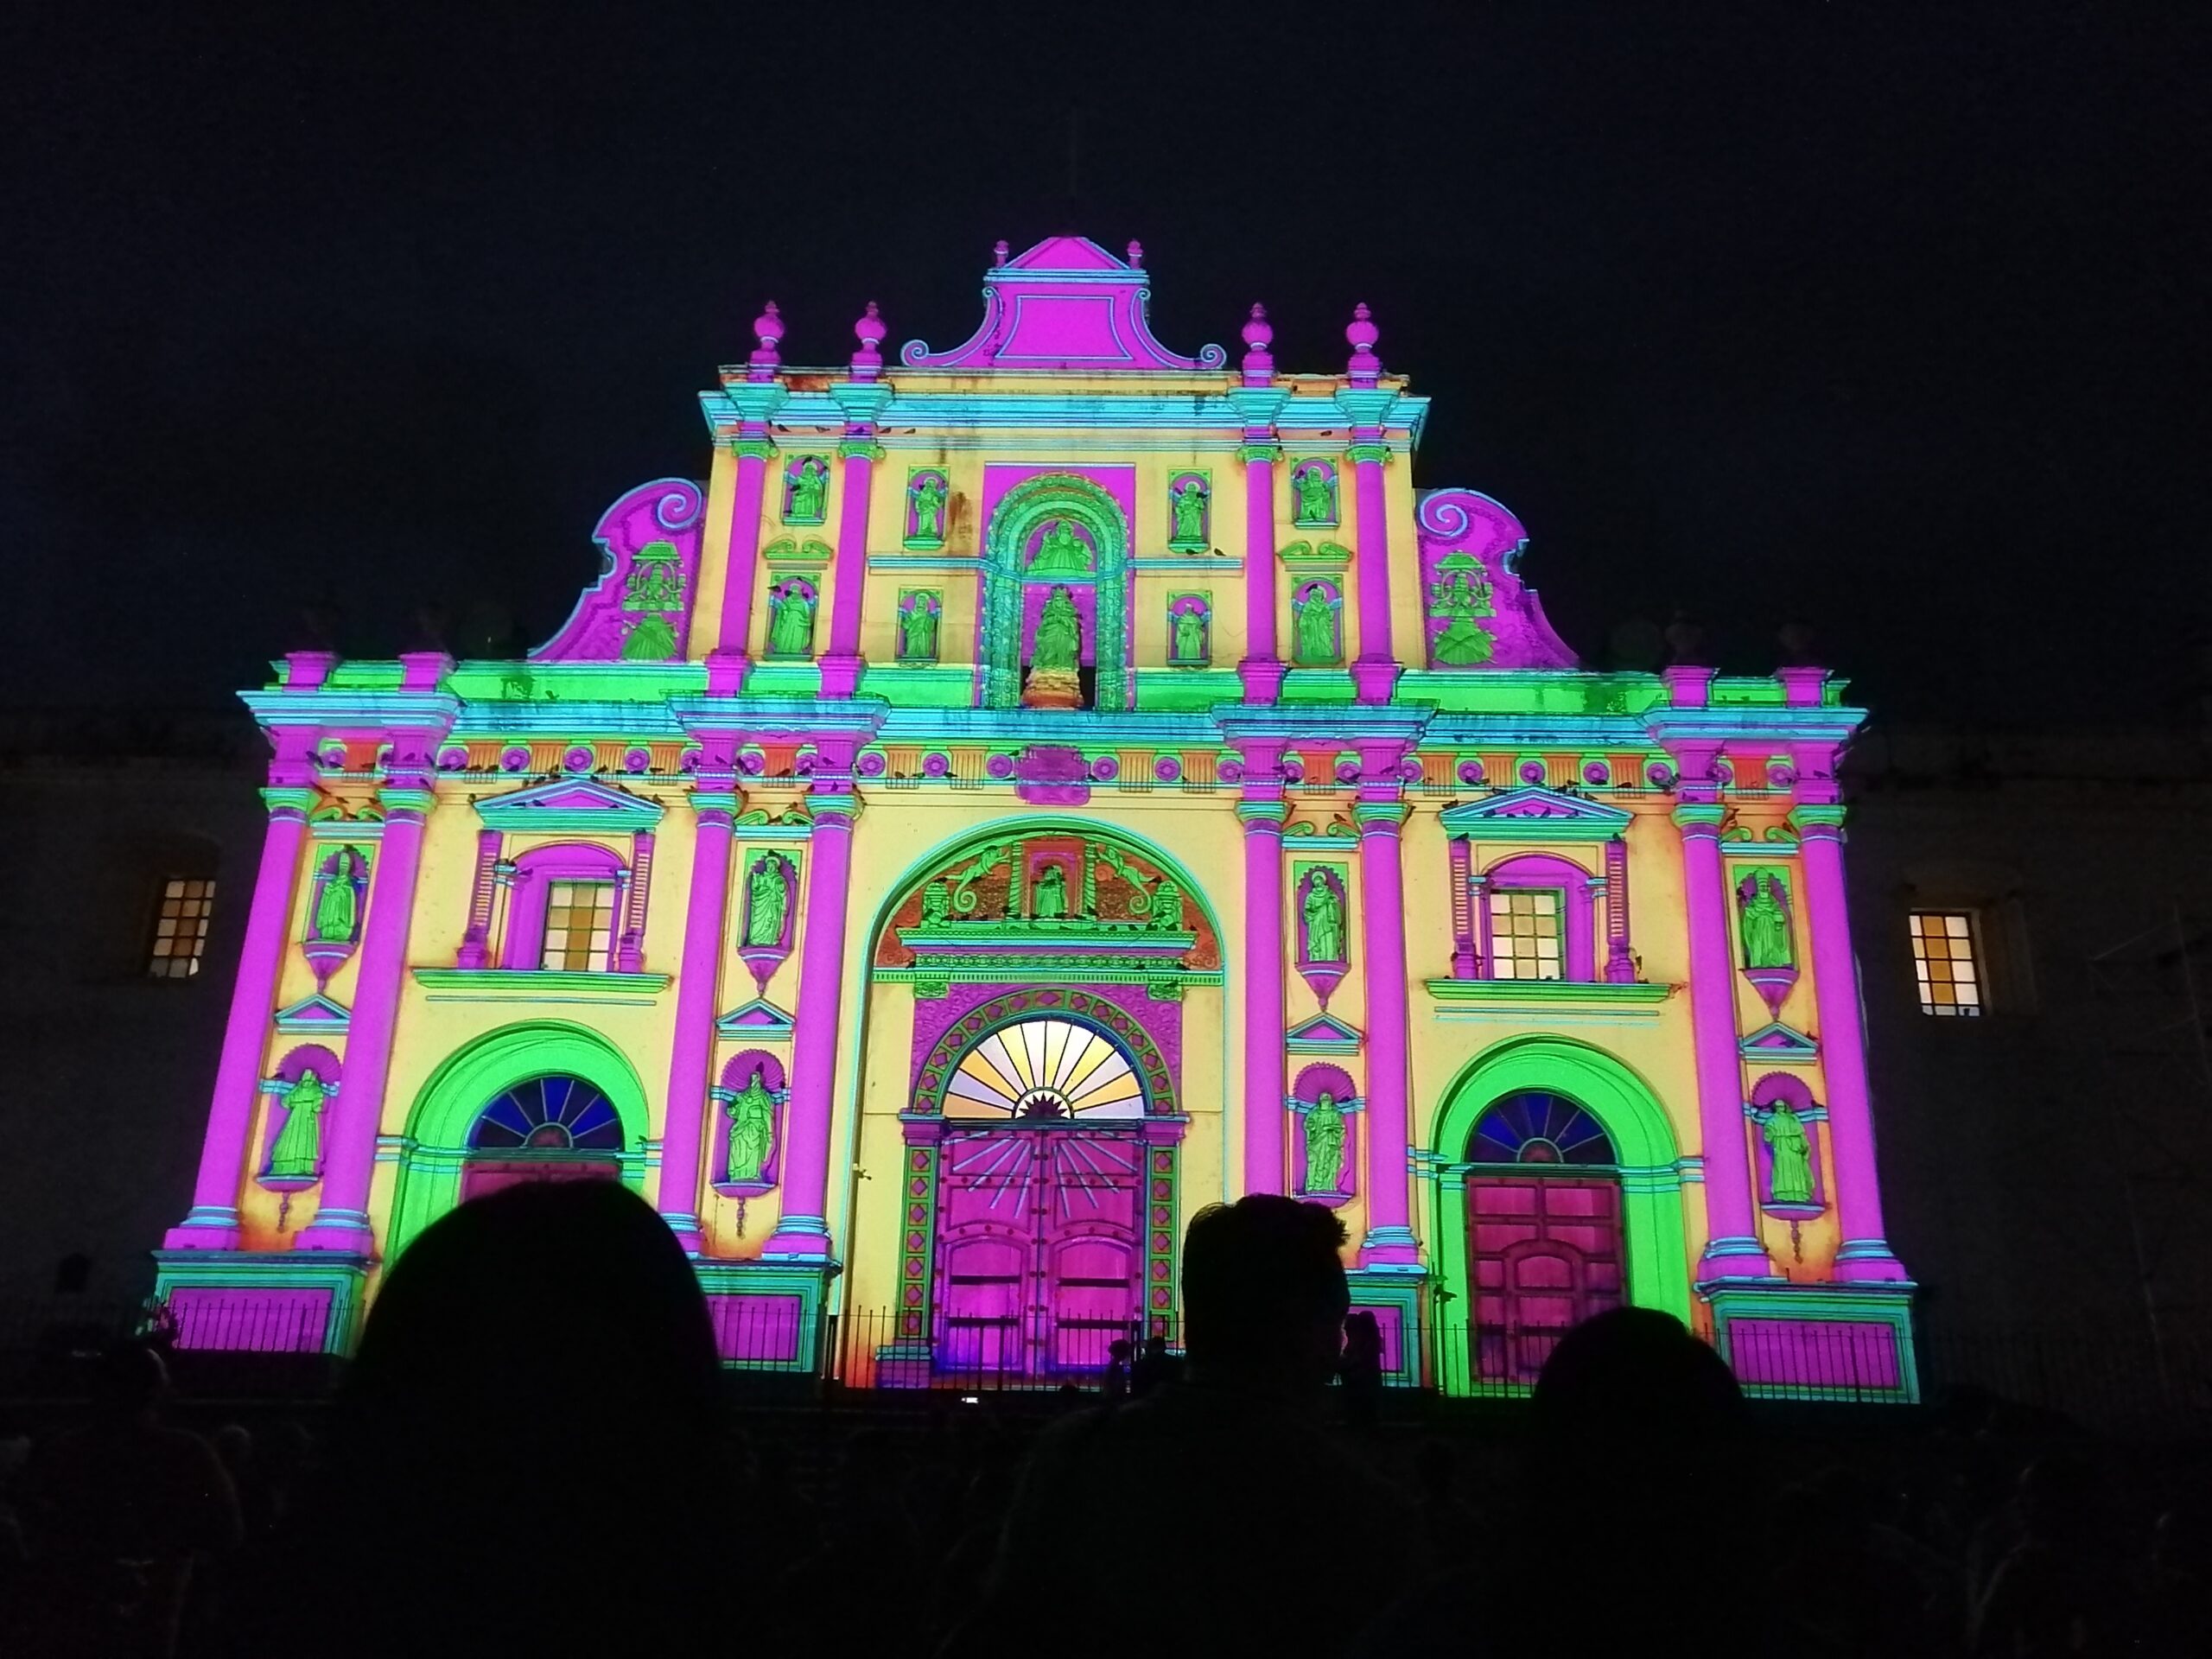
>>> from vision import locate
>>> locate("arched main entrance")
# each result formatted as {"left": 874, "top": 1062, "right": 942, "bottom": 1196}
{"left": 459, "top": 1074, "right": 626, "bottom": 1201}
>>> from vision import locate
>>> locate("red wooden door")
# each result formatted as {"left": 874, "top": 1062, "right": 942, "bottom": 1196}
{"left": 937, "top": 1127, "right": 1142, "bottom": 1377}
{"left": 1466, "top": 1175, "right": 1624, "bottom": 1382}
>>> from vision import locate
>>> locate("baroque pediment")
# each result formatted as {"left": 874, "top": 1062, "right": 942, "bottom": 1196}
{"left": 1440, "top": 785, "right": 1630, "bottom": 842}
{"left": 474, "top": 776, "right": 666, "bottom": 833}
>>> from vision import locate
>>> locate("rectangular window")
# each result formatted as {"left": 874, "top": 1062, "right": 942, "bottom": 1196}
{"left": 1909, "top": 911, "right": 1983, "bottom": 1016}
{"left": 541, "top": 880, "right": 616, "bottom": 972}
{"left": 148, "top": 878, "right": 217, "bottom": 979}
{"left": 1489, "top": 889, "right": 1564, "bottom": 981}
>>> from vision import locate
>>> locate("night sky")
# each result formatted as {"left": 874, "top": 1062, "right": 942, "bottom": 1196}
{"left": 5, "top": 3, "right": 2205, "bottom": 723}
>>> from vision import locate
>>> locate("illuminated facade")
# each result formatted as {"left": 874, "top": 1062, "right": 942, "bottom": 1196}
{"left": 156, "top": 237, "right": 1915, "bottom": 1393}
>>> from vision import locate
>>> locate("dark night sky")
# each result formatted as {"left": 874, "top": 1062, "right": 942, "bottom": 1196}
{"left": 4, "top": 3, "right": 2206, "bottom": 723}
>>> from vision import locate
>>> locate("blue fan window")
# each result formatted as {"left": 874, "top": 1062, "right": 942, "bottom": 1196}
{"left": 1468, "top": 1092, "right": 1616, "bottom": 1167}
{"left": 469, "top": 1075, "right": 624, "bottom": 1153}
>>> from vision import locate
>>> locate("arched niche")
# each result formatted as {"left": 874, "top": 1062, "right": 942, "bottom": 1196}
{"left": 979, "top": 473, "right": 1134, "bottom": 710}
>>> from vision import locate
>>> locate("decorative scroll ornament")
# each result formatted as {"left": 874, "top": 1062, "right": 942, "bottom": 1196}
{"left": 532, "top": 478, "right": 706, "bottom": 661}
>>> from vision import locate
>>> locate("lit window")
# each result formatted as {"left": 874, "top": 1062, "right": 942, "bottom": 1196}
{"left": 1489, "top": 890, "right": 1563, "bottom": 981}
{"left": 1909, "top": 911, "right": 1982, "bottom": 1016}
{"left": 149, "top": 878, "right": 217, "bottom": 979}
{"left": 541, "top": 881, "right": 616, "bottom": 972}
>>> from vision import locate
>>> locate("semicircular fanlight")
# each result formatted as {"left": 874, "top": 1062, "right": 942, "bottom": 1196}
{"left": 1468, "top": 1091, "right": 1617, "bottom": 1167}
{"left": 469, "top": 1075, "right": 626, "bottom": 1153}
{"left": 944, "top": 1018, "right": 1145, "bottom": 1121}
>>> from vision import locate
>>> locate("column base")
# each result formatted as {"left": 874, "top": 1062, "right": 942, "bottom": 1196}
{"left": 817, "top": 653, "right": 865, "bottom": 698}
{"left": 162, "top": 1208, "right": 242, "bottom": 1250}
{"left": 1697, "top": 1236, "right": 1777, "bottom": 1279}
{"left": 1834, "top": 1238, "right": 1913, "bottom": 1281}
{"left": 1237, "top": 658, "right": 1287, "bottom": 702}
{"left": 1351, "top": 658, "right": 1402, "bottom": 703}
{"left": 660, "top": 1212, "right": 705, "bottom": 1256}
{"left": 760, "top": 1217, "right": 835, "bottom": 1262}
{"left": 706, "top": 651, "right": 751, "bottom": 694}
{"left": 1357, "top": 1225, "right": 1424, "bottom": 1271}
{"left": 295, "top": 1210, "right": 377, "bottom": 1255}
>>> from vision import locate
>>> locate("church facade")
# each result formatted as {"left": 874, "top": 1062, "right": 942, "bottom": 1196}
{"left": 155, "top": 236, "right": 1916, "bottom": 1395}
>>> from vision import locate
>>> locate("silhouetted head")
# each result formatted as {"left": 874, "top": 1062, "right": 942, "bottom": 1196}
{"left": 1531, "top": 1307, "right": 1745, "bottom": 1447}
{"left": 1142, "top": 1333, "right": 1168, "bottom": 1358}
{"left": 1108, "top": 1338, "right": 1134, "bottom": 1362}
{"left": 1180, "top": 1196, "right": 1349, "bottom": 1392}
{"left": 91, "top": 1341, "right": 169, "bottom": 1418}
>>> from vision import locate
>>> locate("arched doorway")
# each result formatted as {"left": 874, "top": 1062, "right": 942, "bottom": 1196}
{"left": 1465, "top": 1092, "right": 1625, "bottom": 1382}
{"left": 935, "top": 1014, "right": 1149, "bottom": 1378}
{"left": 459, "top": 1074, "right": 626, "bottom": 1201}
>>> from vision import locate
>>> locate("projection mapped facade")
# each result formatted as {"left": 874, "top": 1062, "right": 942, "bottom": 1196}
{"left": 156, "top": 237, "right": 1916, "bottom": 1394}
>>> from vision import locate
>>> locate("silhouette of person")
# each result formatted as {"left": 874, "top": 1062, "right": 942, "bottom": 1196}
{"left": 1339, "top": 1309, "right": 1385, "bottom": 1429}
{"left": 1102, "top": 1338, "right": 1134, "bottom": 1402}
{"left": 233, "top": 1181, "right": 728, "bottom": 1658}
{"left": 1131, "top": 1332, "right": 1181, "bottom": 1397}
{"left": 954, "top": 1196, "right": 1409, "bottom": 1659}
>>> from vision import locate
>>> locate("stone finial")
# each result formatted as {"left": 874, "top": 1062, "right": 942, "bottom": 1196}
{"left": 852, "top": 300, "right": 886, "bottom": 379}
{"left": 1126, "top": 238, "right": 1144, "bottom": 266}
{"left": 993, "top": 238, "right": 1010, "bottom": 264}
{"left": 1240, "top": 302, "right": 1274, "bottom": 381}
{"left": 747, "top": 301, "right": 784, "bottom": 380}
{"left": 1345, "top": 301, "right": 1381, "bottom": 385}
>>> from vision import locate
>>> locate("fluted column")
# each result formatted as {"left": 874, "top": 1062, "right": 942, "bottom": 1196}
{"left": 657, "top": 781, "right": 736, "bottom": 1250}
{"left": 1237, "top": 794, "right": 1288, "bottom": 1194}
{"left": 1675, "top": 802, "right": 1772, "bottom": 1279}
{"left": 1794, "top": 804, "right": 1909, "bottom": 1281}
{"left": 763, "top": 789, "right": 861, "bottom": 1258}
{"left": 164, "top": 785, "right": 315, "bottom": 1247}
{"left": 1355, "top": 796, "right": 1419, "bottom": 1266}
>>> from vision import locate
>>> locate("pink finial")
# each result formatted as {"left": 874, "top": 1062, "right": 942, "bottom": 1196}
{"left": 1240, "top": 302, "right": 1274, "bottom": 381}
{"left": 1345, "top": 301, "right": 1381, "bottom": 384}
{"left": 1126, "top": 238, "right": 1144, "bottom": 266}
{"left": 851, "top": 300, "right": 885, "bottom": 378}
{"left": 993, "top": 239, "right": 1010, "bottom": 264}
{"left": 747, "top": 300, "right": 784, "bottom": 380}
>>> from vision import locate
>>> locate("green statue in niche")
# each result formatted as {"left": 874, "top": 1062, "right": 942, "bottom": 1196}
{"left": 1293, "top": 584, "right": 1339, "bottom": 665}
{"left": 1763, "top": 1103, "right": 1814, "bottom": 1205}
{"left": 1171, "top": 479, "right": 1208, "bottom": 544}
{"left": 1739, "top": 870, "right": 1793, "bottom": 969}
{"left": 265, "top": 1070, "right": 327, "bottom": 1180}
{"left": 1302, "top": 870, "right": 1345, "bottom": 963}
{"left": 313, "top": 849, "right": 362, "bottom": 943}
{"left": 745, "top": 855, "right": 790, "bottom": 947}
{"left": 1173, "top": 606, "right": 1206, "bottom": 664}
{"left": 911, "top": 474, "right": 947, "bottom": 542}
{"left": 1305, "top": 1090, "right": 1346, "bottom": 1195}
{"left": 1033, "top": 863, "right": 1068, "bottom": 919}
{"left": 1028, "top": 518, "right": 1091, "bottom": 575}
{"left": 900, "top": 598, "right": 939, "bottom": 661}
{"left": 1031, "top": 586, "right": 1082, "bottom": 671}
{"left": 725, "top": 1066, "right": 776, "bottom": 1185}
{"left": 767, "top": 584, "right": 815, "bottom": 658}
{"left": 787, "top": 458, "right": 828, "bottom": 522}
{"left": 1293, "top": 464, "right": 1334, "bottom": 526}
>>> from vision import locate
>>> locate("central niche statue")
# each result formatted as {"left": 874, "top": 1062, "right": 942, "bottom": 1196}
{"left": 766, "top": 582, "right": 816, "bottom": 658}
{"left": 1033, "top": 863, "right": 1068, "bottom": 919}
{"left": 264, "top": 1069, "right": 327, "bottom": 1181}
{"left": 745, "top": 854, "right": 791, "bottom": 947}
{"left": 1170, "top": 479, "right": 1208, "bottom": 545}
{"left": 724, "top": 1066, "right": 776, "bottom": 1185}
{"left": 313, "top": 849, "right": 362, "bottom": 943}
{"left": 899, "top": 597, "right": 939, "bottom": 662}
{"left": 1301, "top": 869, "right": 1345, "bottom": 963}
{"left": 1738, "top": 871, "right": 1794, "bottom": 969}
{"left": 1021, "top": 584, "right": 1084, "bottom": 709}
{"left": 1027, "top": 518, "right": 1092, "bottom": 575}
{"left": 1762, "top": 1101, "right": 1815, "bottom": 1206}
{"left": 1293, "top": 582, "right": 1340, "bottom": 666}
{"left": 1304, "top": 1090, "right": 1346, "bottom": 1195}
{"left": 910, "top": 474, "right": 948, "bottom": 543}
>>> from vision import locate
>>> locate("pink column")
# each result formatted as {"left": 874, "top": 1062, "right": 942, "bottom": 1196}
{"left": 1348, "top": 442, "right": 1400, "bottom": 704}
{"left": 1237, "top": 442, "right": 1285, "bottom": 702}
{"left": 455, "top": 828, "right": 501, "bottom": 969}
{"left": 818, "top": 442, "right": 879, "bottom": 698}
{"left": 1675, "top": 803, "right": 1772, "bottom": 1279}
{"left": 658, "top": 786, "right": 735, "bottom": 1251}
{"left": 709, "top": 439, "right": 775, "bottom": 691}
{"left": 1355, "top": 795, "right": 1419, "bottom": 1265}
{"left": 1237, "top": 794, "right": 1288, "bottom": 1194}
{"left": 1795, "top": 805, "right": 1909, "bottom": 1280}
{"left": 763, "top": 791, "right": 860, "bottom": 1258}
{"left": 164, "top": 787, "right": 314, "bottom": 1247}
{"left": 1604, "top": 834, "right": 1636, "bottom": 983}
{"left": 296, "top": 772, "right": 433, "bottom": 1253}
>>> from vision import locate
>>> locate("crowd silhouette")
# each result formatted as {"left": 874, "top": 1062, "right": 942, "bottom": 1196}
{"left": 1, "top": 1182, "right": 2204, "bottom": 1657}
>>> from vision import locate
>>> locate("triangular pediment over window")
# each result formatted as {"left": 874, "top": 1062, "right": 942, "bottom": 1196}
{"left": 274, "top": 991, "right": 351, "bottom": 1033}
{"left": 1287, "top": 1012, "right": 1363, "bottom": 1054}
{"left": 1440, "top": 785, "right": 1630, "bottom": 842}
{"left": 716, "top": 998, "right": 796, "bottom": 1039}
{"left": 474, "top": 777, "right": 666, "bottom": 834}
{"left": 1739, "top": 1020, "right": 1819, "bottom": 1058}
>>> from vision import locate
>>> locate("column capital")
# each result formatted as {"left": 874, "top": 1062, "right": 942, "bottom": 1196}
{"left": 259, "top": 785, "right": 317, "bottom": 819}
{"left": 1354, "top": 799, "right": 1409, "bottom": 834}
{"left": 1344, "top": 440, "right": 1393, "bottom": 466}
{"left": 731, "top": 436, "right": 779, "bottom": 461}
{"left": 1236, "top": 441, "right": 1282, "bottom": 465}
{"left": 836, "top": 436, "right": 886, "bottom": 462}
{"left": 1672, "top": 803, "right": 1726, "bottom": 835}
{"left": 1236, "top": 798, "right": 1289, "bottom": 829}
{"left": 807, "top": 788, "right": 863, "bottom": 827}
{"left": 377, "top": 784, "right": 435, "bottom": 822}
{"left": 1789, "top": 804, "right": 1848, "bottom": 836}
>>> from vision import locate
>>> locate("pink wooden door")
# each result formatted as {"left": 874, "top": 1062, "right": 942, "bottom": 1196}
{"left": 1467, "top": 1175, "right": 1624, "bottom": 1382}
{"left": 461, "top": 1159, "right": 621, "bottom": 1202}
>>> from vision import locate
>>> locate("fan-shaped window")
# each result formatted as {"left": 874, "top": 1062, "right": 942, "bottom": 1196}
{"left": 944, "top": 1018, "right": 1145, "bottom": 1121}
{"left": 1469, "top": 1092, "right": 1617, "bottom": 1166}
{"left": 468, "top": 1075, "right": 626, "bottom": 1152}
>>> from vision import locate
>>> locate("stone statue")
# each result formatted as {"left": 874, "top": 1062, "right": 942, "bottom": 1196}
{"left": 313, "top": 849, "right": 360, "bottom": 943}
{"left": 787, "top": 458, "right": 827, "bottom": 522}
{"left": 1149, "top": 879, "right": 1185, "bottom": 932}
{"left": 1033, "top": 863, "right": 1067, "bottom": 919}
{"left": 1293, "top": 584, "right": 1339, "bottom": 665}
{"left": 1739, "top": 871, "right": 1793, "bottom": 969}
{"left": 1028, "top": 518, "right": 1090, "bottom": 575}
{"left": 1304, "top": 1090, "right": 1346, "bottom": 1195}
{"left": 1171, "top": 479, "right": 1208, "bottom": 544}
{"left": 900, "top": 597, "right": 939, "bottom": 661}
{"left": 767, "top": 584, "right": 815, "bottom": 658}
{"left": 1302, "top": 870, "right": 1344, "bottom": 963}
{"left": 1173, "top": 606, "right": 1206, "bottom": 663}
{"left": 265, "top": 1069, "right": 327, "bottom": 1180}
{"left": 1762, "top": 1102, "right": 1814, "bottom": 1205}
{"left": 1031, "top": 586, "right": 1082, "bottom": 671}
{"left": 911, "top": 474, "right": 947, "bottom": 541}
{"left": 920, "top": 880, "right": 951, "bottom": 925}
{"left": 1294, "top": 464, "right": 1334, "bottom": 525}
{"left": 1428, "top": 567, "right": 1497, "bottom": 666}
{"left": 725, "top": 1066, "right": 776, "bottom": 1185}
{"left": 745, "top": 855, "right": 789, "bottom": 947}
